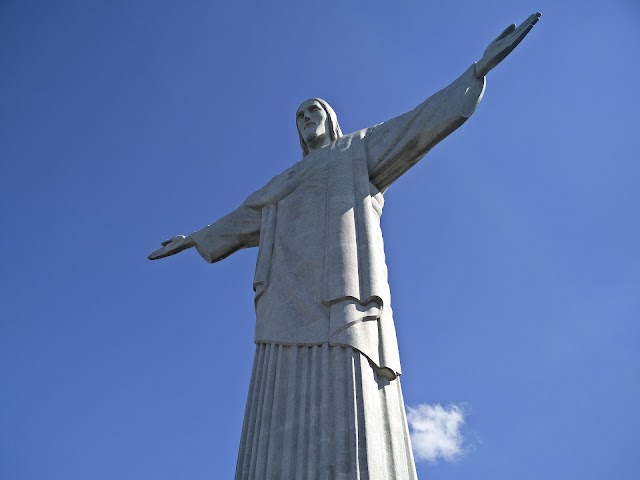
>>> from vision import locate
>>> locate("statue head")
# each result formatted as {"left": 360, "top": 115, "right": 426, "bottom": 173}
{"left": 296, "top": 98, "right": 342, "bottom": 156}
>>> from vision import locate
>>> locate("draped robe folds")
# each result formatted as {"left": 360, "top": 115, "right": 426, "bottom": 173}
{"left": 190, "top": 64, "right": 485, "bottom": 379}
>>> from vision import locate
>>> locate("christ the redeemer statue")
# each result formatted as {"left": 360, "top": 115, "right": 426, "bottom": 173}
{"left": 149, "top": 13, "right": 540, "bottom": 479}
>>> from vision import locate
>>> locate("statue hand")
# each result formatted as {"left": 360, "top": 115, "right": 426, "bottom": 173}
{"left": 476, "top": 12, "right": 541, "bottom": 78}
{"left": 148, "top": 235, "right": 196, "bottom": 260}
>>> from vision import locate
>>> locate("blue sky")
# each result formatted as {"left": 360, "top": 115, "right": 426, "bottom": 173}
{"left": 1, "top": 1, "right": 639, "bottom": 479}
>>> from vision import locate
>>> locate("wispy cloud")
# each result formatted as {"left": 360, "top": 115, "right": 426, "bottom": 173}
{"left": 406, "top": 403, "right": 467, "bottom": 463}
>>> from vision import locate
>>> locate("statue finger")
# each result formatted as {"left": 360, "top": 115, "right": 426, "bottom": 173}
{"left": 512, "top": 13, "right": 540, "bottom": 37}
{"left": 521, "top": 12, "right": 541, "bottom": 29}
{"left": 516, "top": 23, "right": 535, "bottom": 42}
{"left": 531, "top": 12, "right": 541, "bottom": 24}
{"left": 511, "top": 20, "right": 531, "bottom": 38}
{"left": 508, "top": 15, "right": 538, "bottom": 46}
{"left": 507, "top": 24, "right": 534, "bottom": 53}
{"left": 148, "top": 247, "right": 167, "bottom": 260}
{"left": 495, "top": 23, "right": 516, "bottom": 41}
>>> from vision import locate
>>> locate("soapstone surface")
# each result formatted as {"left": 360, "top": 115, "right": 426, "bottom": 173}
{"left": 149, "top": 13, "right": 541, "bottom": 479}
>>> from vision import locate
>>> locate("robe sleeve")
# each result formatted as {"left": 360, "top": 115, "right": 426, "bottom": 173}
{"left": 189, "top": 203, "right": 262, "bottom": 263}
{"left": 367, "top": 64, "right": 486, "bottom": 191}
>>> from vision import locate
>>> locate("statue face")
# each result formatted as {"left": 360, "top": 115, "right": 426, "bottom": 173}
{"left": 296, "top": 100, "right": 330, "bottom": 149}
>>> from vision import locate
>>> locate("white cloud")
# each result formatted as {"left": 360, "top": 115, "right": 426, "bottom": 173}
{"left": 406, "top": 403, "right": 467, "bottom": 463}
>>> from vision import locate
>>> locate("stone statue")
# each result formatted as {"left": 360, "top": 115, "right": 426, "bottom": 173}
{"left": 149, "top": 13, "right": 540, "bottom": 479}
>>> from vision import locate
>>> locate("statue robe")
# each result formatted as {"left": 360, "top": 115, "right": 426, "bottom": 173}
{"left": 189, "top": 64, "right": 485, "bottom": 378}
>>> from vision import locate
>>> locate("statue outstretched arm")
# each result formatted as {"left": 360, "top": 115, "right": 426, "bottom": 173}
{"left": 148, "top": 203, "right": 261, "bottom": 263}
{"left": 367, "top": 12, "right": 540, "bottom": 191}
{"left": 366, "top": 63, "right": 484, "bottom": 191}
